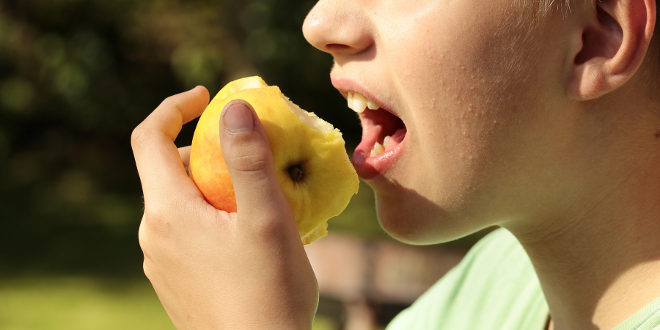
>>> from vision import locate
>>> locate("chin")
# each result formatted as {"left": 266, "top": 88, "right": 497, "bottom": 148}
{"left": 373, "top": 188, "right": 475, "bottom": 245}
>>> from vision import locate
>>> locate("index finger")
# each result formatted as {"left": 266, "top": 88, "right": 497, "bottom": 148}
{"left": 131, "top": 86, "right": 210, "bottom": 206}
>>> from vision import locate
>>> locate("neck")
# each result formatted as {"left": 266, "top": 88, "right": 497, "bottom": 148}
{"left": 521, "top": 188, "right": 660, "bottom": 329}
{"left": 508, "top": 104, "right": 660, "bottom": 329}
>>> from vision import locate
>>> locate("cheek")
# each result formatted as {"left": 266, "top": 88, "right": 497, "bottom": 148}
{"left": 383, "top": 4, "right": 552, "bottom": 217}
{"left": 386, "top": 0, "right": 541, "bottom": 108}
{"left": 398, "top": 5, "right": 541, "bottom": 157}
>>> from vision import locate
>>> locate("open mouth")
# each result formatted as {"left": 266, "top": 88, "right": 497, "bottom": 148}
{"left": 346, "top": 92, "right": 407, "bottom": 179}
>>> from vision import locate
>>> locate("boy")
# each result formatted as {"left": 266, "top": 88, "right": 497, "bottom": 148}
{"left": 131, "top": 0, "right": 659, "bottom": 328}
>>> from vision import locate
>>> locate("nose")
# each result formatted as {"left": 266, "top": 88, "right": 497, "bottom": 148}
{"left": 302, "top": 0, "right": 373, "bottom": 57}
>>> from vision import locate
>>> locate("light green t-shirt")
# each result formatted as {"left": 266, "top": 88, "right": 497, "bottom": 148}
{"left": 386, "top": 228, "right": 660, "bottom": 330}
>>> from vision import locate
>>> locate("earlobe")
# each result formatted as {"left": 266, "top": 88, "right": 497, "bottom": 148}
{"left": 568, "top": 0, "right": 656, "bottom": 100}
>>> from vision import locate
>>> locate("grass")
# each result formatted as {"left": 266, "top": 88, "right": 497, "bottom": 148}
{"left": 0, "top": 276, "right": 342, "bottom": 330}
{"left": 0, "top": 276, "right": 175, "bottom": 330}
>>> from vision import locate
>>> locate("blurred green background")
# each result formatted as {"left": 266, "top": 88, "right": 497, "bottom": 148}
{"left": 0, "top": 0, "right": 386, "bottom": 328}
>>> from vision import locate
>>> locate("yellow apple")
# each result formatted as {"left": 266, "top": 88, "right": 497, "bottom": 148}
{"left": 189, "top": 76, "right": 359, "bottom": 244}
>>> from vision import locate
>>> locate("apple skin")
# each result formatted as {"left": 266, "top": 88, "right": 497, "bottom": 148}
{"left": 189, "top": 77, "right": 359, "bottom": 244}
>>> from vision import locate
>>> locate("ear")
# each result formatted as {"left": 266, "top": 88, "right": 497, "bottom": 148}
{"left": 569, "top": 0, "right": 656, "bottom": 100}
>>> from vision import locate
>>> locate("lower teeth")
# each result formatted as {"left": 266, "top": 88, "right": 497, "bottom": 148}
{"left": 370, "top": 141, "right": 385, "bottom": 157}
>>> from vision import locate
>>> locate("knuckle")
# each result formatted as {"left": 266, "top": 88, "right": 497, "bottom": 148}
{"left": 142, "top": 198, "right": 201, "bottom": 235}
{"left": 142, "top": 259, "right": 154, "bottom": 280}
{"left": 143, "top": 203, "right": 163, "bottom": 221}
{"left": 223, "top": 131, "right": 274, "bottom": 173}
{"left": 142, "top": 203, "right": 174, "bottom": 234}
{"left": 230, "top": 153, "right": 270, "bottom": 174}
{"left": 224, "top": 139, "right": 272, "bottom": 172}
{"left": 137, "top": 219, "right": 150, "bottom": 252}
{"left": 161, "top": 95, "right": 185, "bottom": 116}
{"left": 130, "top": 123, "right": 149, "bottom": 150}
{"left": 160, "top": 94, "right": 177, "bottom": 108}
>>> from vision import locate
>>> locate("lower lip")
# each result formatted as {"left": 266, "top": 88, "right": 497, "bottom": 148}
{"left": 352, "top": 129, "right": 406, "bottom": 179}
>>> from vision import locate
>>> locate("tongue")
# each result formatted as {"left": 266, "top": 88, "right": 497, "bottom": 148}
{"left": 352, "top": 109, "right": 407, "bottom": 178}
{"left": 361, "top": 109, "right": 403, "bottom": 137}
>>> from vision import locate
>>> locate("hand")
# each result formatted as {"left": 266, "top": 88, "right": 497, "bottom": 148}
{"left": 131, "top": 86, "right": 318, "bottom": 329}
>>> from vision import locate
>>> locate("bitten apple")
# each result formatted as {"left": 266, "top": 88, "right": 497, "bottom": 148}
{"left": 189, "top": 76, "right": 359, "bottom": 244}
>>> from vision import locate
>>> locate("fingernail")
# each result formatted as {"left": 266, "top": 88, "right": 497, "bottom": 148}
{"left": 222, "top": 101, "right": 254, "bottom": 134}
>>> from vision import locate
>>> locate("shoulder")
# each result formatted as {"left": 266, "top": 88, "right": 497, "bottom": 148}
{"left": 387, "top": 228, "right": 549, "bottom": 330}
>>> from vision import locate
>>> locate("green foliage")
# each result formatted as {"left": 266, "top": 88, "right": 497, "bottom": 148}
{"left": 0, "top": 0, "right": 368, "bottom": 277}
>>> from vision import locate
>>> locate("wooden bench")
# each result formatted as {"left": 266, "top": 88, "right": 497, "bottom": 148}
{"left": 305, "top": 233, "right": 466, "bottom": 329}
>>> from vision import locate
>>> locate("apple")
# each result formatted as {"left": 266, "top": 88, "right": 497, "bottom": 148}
{"left": 189, "top": 76, "right": 359, "bottom": 244}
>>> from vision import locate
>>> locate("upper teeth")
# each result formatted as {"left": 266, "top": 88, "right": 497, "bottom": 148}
{"left": 347, "top": 92, "right": 379, "bottom": 113}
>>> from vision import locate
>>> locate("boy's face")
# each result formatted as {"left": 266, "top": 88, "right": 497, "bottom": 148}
{"left": 304, "top": 0, "right": 572, "bottom": 243}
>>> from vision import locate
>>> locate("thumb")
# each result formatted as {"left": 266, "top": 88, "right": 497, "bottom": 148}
{"left": 219, "top": 100, "right": 292, "bottom": 220}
